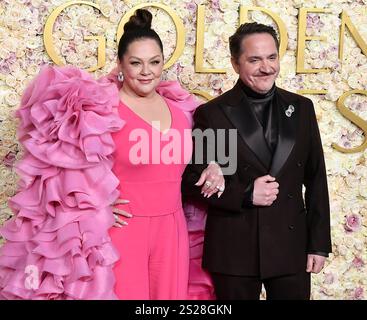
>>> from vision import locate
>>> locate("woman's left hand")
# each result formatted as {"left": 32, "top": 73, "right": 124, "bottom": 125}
{"left": 195, "top": 162, "right": 225, "bottom": 198}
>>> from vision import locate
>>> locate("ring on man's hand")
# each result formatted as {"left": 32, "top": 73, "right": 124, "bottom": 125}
{"left": 216, "top": 185, "right": 225, "bottom": 192}
{"left": 204, "top": 181, "right": 212, "bottom": 187}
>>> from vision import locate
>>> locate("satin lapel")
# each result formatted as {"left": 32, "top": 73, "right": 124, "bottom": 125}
{"left": 269, "top": 89, "right": 299, "bottom": 177}
{"left": 219, "top": 83, "right": 272, "bottom": 171}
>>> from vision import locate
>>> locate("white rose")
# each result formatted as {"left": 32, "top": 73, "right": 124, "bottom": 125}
{"left": 26, "top": 37, "right": 42, "bottom": 50}
{"left": 219, "top": 0, "right": 239, "bottom": 11}
{"left": 12, "top": 67, "right": 27, "bottom": 81}
{"left": 223, "top": 11, "right": 237, "bottom": 25}
{"left": 79, "top": 15, "right": 94, "bottom": 27}
{"left": 100, "top": 3, "right": 113, "bottom": 18}
{"left": 179, "top": 49, "right": 193, "bottom": 67}
{"left": 4, "top": 92, "right": 19, "bottom": 106}
{"left": 179, "top": 74, "right": 190, "bottom": 85}
{"left": 210, "top": 21, "right": 225, "bottom": 37}
{"left": 5, "top": 75, "right": 16, "bottom": 88}
{"left": 0, "top": 27, "right": 7, "bottom": 42}
{"left": 62, "top": 24, "right": 75, "bottom": 40}
{"left": 65, "top": 52, "right": 79, "bottom": 64}
{"left": 239, "top": 0, "right": 253, "bottom": 7}
{"left": 51, "top": 0, "right": 65, "bottom": 6}
{"left": 89, "top": 24, "right": 102, "bottom": 35}
{"left": 188, "top": 81, "right": 199, "bottom": 91}
{"left": 31, "top": 0, "right": 42, "bottom": 7}
{"left": 0, "top": 47, "right": 9, "bottom": 59}
{"left": 348, "top": 74, "right": 361, "bottom": 90}
{"left": 7, "top": 5, "right": 25, "bottom": 22}
{"left": 26, "top": 64, "right": 40, "bottom": 76}
{"left": 109, "top": 12, "right": 120, "bottom": 24}
{"left": 326, "top": 88, "right": 342, "bottom": 102}
{"left": 85, "top": 56, "right": 98, "bottom": 69}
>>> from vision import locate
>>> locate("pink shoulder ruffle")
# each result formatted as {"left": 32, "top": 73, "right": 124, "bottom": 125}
{"left": 155, "top": 81, "right": 199, "bottom": 127}
{"left": 0, "top": 65, "right": 124, "bottom": 299}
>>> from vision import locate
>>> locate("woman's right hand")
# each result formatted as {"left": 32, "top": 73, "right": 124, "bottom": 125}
{"left": 113, "top": 199, "right": 132, "bottom": 227}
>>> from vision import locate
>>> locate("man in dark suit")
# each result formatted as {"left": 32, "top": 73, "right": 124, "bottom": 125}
{"left": 182, "top": 22, "right": 332, "bottom": 300}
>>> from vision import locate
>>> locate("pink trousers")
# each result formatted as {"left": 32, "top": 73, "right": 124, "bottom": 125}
{"left": 109, "top": 209, "right": 189, "bottom": 300}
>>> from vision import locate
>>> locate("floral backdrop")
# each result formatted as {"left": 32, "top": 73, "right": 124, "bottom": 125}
{"left": 0, "top": 0, "right": 366, "bottom": 300}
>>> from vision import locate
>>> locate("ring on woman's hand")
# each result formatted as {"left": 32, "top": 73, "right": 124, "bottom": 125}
{"left": 205, "top": 181, "right": 212, "bottom": 187}
{"left": 216, "top": 185, "right": 225, "bottom": 192}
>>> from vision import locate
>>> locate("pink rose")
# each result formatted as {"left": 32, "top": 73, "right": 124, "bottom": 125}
{"left": 3, "top": 151, "right": 17, "bottom": 168}
{"left": 324, "top": 272, "right": 335, "bottom": 285}
{"left": 353, "top": 287, "right": 364, "bottom": 300}
{"left": 344, "top": 214, "right": 362, "bottom": 232}
{"left": 186, "top": 2, "right": 196, "bottom": 13}
{"left": 352, "top": 257, "right": 364, "bottom": 269}
{"left": 211, "top": 0, "right": 220, "bottom": 10}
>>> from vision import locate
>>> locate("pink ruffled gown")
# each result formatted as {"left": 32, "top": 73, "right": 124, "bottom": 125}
{"left": 0, "top": 66, "right": 214, "bottom": 300}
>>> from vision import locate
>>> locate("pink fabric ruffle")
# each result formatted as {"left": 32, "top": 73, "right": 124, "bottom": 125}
{"left": 0, "top": 65, "right": 124, "bottom": 299}
{"left": 183, "top": 201, "right": 215, "bottom": 300}
{"left": 0, "top": 65, "right": 214, "bottom": 300}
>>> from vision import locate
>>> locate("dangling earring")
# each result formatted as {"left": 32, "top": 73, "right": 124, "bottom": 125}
{"left": 117, "top": 71, "right": 124, "bottom": 82}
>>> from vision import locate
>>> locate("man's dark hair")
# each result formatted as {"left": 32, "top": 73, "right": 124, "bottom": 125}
{"left": 229, "top": 22, "right": 280, "bottom": 62}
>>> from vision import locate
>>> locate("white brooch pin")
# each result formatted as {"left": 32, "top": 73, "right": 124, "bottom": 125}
{"left": 285, "top": 105, "right": 295, "bottom": 118}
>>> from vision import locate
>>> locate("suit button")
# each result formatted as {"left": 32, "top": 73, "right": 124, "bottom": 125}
{"left": 288, "top": 225, "right": 295, "bottom": 230}
{"left": 287, "top": 193, "right": 293, "bottom": 199}
{"left": 297, "top": 162, "right": 302, "bottom": 167}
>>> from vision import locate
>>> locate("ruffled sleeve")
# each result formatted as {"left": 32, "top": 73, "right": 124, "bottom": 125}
{"left": 155, "top": 80, "right": 199, "bottom": 127}
{"left": 0, "top": 65, "right": 124, "bottom": 299}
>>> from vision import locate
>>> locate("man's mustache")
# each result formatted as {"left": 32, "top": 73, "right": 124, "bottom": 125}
{"left": 256, "top": 72, "right": 276, "bottom": 76}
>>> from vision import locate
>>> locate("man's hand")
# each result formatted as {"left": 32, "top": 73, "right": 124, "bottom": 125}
{"left": 252, "top": 175, "right": 279, "bottom": 206}
{"left": 306, "top": 254, "right": 326, "bottom": 274}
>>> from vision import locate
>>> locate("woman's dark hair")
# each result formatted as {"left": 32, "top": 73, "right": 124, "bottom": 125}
{"left": 229, "top": 22, "right": 280, "bottom": 62}
{"left": 117, "top": 9, "right": 163, "bottom": 60}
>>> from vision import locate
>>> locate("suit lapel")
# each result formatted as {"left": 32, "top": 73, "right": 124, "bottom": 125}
{"left": 219, "top": 82, "right": 272, "bottom": 171}
{"left": 269, "top": 89, "right": 299, "bottom": 177}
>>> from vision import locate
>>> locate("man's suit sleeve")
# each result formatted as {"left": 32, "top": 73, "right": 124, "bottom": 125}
{"left": 182, "top": 105, "right": 250, "bottom": 213}
{"left": 304, "top": 100, "right": 332, "bottom": 254}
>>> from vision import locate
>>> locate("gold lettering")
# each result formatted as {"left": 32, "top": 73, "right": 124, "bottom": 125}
{"left": 339, "top": 10, "right": 367, "bottom": 61}
{"left": 332, "top": 90, "right": 367, "bottom": 153}
{"left": 296, "top": 8, "right": 330, "bottom": 73}
{"left": 191, "top": 90, "right": 214, "bottom": 101}
{"left": 117, "top": 2, "right": 185, "bottom": 70}
{"left": 44, "top": 1, "right": 106, "bottom": 72}
{"left": 240, "top": 6, "right": 288, "bottom": 59}
{"left": 195, "top": 5, "right": 226, "bottom": 73}
{"left": 297, "top": 90, "right": 327, "bottom": 95}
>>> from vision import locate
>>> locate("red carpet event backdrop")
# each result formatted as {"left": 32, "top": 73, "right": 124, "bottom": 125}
{"left": 0, "top": 0, "right": 366, "bottom": 299}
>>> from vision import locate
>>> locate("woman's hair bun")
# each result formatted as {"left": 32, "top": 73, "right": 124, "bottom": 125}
{"left": 124, "top": 9, "right": 153, "bottom": 33}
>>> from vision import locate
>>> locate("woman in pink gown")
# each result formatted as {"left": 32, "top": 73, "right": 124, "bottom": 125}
{"left": 110, "top": 96, "right": 193, "bottom": 299}
{"left": 108, "top": 9, "right": 225, "bottom": 300}
{"left": 0, "top": 9, "right": 224, "bottom": 299}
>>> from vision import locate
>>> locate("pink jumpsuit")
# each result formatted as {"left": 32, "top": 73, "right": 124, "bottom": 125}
{"left": 109, "top": 97, "right": 192, "bottom": 300}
